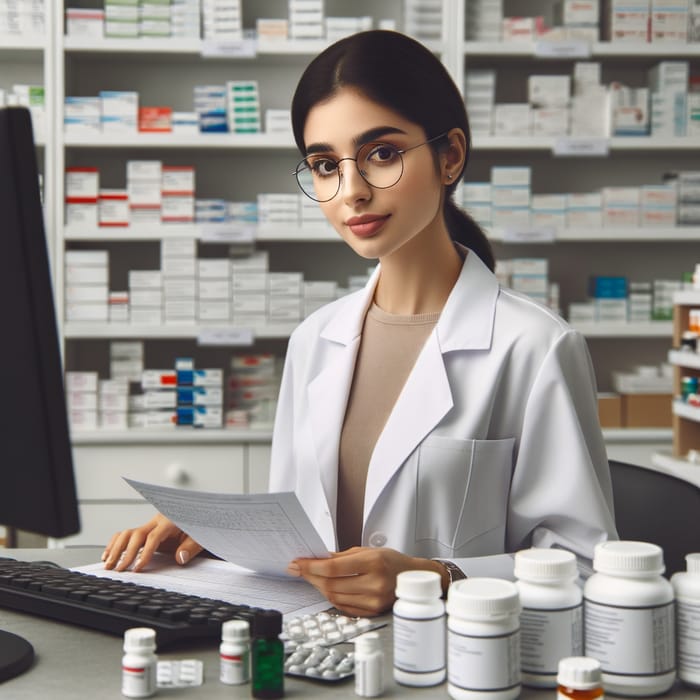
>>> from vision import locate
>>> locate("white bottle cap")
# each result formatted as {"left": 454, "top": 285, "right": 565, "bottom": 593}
{"left": 446, "top": 578, "right": 520, "bottom": 619}
{"left": 686, "top": 553, "right": 700, "bottom": 574}
{"left": 514, "top": 548, "right": 578, "bottom": 582}
{"left": 395, "top": 570, "right": 442, "bottom": 601}
{"left": 354, "top": 631, "right": 381, "bottom": 655}
{"left": 222, "top": 619, "right": 250, "bottom": 642}
{"left": 593, "top": 540, "right": 665, "bottom": 576}
{"left": 123, "top": 627, "right": 156, "bottom": 652}
{"left": 557, "top": 656, "right": 602, "bottom": 690}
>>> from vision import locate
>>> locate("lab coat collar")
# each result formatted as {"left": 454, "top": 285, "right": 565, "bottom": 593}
{"left": 309, "top": 245, "right": 500, "bottom": 534}
{"left": 319, "top": 245, "right": 499, "bottom": 352}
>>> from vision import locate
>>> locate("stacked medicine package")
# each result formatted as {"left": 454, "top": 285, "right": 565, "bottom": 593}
{"left": 226, "top": 354, "right": 280, "bottom": 428}
{"left": 0, "top": 0, "right": 44, "bottom": 36}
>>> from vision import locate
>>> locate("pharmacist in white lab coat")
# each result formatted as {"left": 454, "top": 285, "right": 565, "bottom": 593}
{"left": 103, "top": 31, "right": 616, "bottom": 616}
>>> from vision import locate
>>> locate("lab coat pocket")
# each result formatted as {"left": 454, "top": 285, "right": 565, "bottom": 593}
{"left": 415, "top": 436, "right": 515, "bottom": 551}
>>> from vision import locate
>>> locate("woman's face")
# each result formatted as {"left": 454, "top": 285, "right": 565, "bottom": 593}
{"left": 302, "top": 88, "right": 446, "bottom": 261}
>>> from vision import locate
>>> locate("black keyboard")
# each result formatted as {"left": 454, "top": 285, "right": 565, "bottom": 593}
{"left": 0, "top": 558, "right": 275, "bottom": 646}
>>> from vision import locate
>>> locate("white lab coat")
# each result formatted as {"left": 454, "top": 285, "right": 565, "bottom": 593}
{"left": 269, "top": 249, "right": 617, "bottom": 577}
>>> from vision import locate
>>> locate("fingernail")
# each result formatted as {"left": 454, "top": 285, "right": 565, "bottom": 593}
{"left": 133, "top": 556, "right": 141, "bottom": 570}
{"left": 286, "top": 563, "right": 301, "bottom": 577}
{"left": 178, "top": 550, "right": 189, "bottom": 565}
{"left": 101, "top": 550, "right": 108, "bottom": 562}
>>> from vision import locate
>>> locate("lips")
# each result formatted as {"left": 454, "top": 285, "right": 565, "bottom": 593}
{"left": 345, "top": 214, "right": 390, "bottom": 238}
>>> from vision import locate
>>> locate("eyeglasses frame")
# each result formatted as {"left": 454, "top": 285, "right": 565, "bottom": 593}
{"left": 293, "top": 131, "right": 450, "bottom": 203}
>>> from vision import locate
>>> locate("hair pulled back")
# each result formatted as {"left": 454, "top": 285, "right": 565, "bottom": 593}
{"left": 291, "top": 30, "right": 494, "bottom": 271}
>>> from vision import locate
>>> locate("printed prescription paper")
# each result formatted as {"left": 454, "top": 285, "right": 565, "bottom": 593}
{"left": 124, "top": 478, "right": 330, "bottom": 576}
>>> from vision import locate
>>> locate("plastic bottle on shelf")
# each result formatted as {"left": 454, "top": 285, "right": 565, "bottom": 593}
{"left": 557, "top": 656, "right": 604, "bottom": 700}
{"left": 393, "top": 570, "right": 446, "bottom": 687}
{"left": 514, "top": 547, "right": 583, "bottom": 688}
{"left": 583, "top": 541, "right": 676, "bottom": 697}
{"left": 671, "top": 552, "right": 700, "bottom": 688}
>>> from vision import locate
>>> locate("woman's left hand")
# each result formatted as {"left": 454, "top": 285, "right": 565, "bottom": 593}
{"left": 286, "top": 547, "right": 448, "bottom": 617}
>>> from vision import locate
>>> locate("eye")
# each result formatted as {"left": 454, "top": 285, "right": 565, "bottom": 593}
{"left": 365, "top": 143, "right": 400, "bottom": 165}
{"left": 307, "top": 157, "right": 338, "bottom": 178}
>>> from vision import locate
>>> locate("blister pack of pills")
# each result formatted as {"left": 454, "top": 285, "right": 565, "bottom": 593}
{"left": 284, "top": 644, "right": 355, "bottom": 681}
{"left": 156, "top": 659, "right": 204, "bottom": 688}
{"left": 282, "top": 611, "right": 384, "bottom": 652}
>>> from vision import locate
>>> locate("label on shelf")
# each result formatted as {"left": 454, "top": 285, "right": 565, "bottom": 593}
{"left": 552, "top": 137, "right": 609, "bottom": 157}
{"left": 534, "top": 40, "right": 591, "bottom": 58}
{"left": 197, "top": 327, "right": 255, "bottom": 346}
{"left": 200, "top": 39, "right": 257, "bottom": 58}
{"left": 200, "top": 223, "right": 256, "bottom": 243}
{"left": 503, "top": 226, "right": 556, "bottom": 243}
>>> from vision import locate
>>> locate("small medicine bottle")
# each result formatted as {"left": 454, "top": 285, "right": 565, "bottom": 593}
{"left": 514, "top": 547, "right": 583, "bottom": 688}
{"left": 354, "top": 631, "right": 384, "bottom": 697}
{"left": 557, "top": 656, "right": 604, "bottom": 700}
{"left": 220, "top": 618, "right": 250, "bottom": 685}
{"left": 393, "top": 570, "right": 446, "bottom": 687}
{"left": 446, "top": 577, "right": 521, "bottom": 700}
{"left": 251, "top": 609, "right": 284, "bottom": 699}
{"left": 121, "top": 627, "right": 157, "bottom": 698}
{"left": 583, "top": 541, "right": 676, "bottom": 697}
{"left": 671, "top": 552, "right": 700, "bottom": 688}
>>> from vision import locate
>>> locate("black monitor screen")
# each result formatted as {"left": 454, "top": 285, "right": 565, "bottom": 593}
{"left": 0, "top": 106, "right": 80, "bottom": 539}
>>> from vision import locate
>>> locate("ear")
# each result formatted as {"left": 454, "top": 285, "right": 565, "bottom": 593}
{"left": 441, "top": 128, "right": 467, "bottom": 184}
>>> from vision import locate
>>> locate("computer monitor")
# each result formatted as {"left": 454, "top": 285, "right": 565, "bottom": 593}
{"left": 0, "top": 107, "right": 81, "bottom": 681}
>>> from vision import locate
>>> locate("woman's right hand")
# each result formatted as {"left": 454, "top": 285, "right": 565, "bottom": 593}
{"left": 102, "top": 513, "right": 203, "bottom": 572}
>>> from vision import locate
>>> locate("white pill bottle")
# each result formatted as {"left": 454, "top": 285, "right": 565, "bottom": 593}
{"left": 671, "top": 552, "right": 700, "bottom": 688}
{"left": 583, "top": 541, "right": 676, "bottom": 697}
{"left": 121, "top": 627, "right": 158, "bottom": 698}
{"left": 446, "top": 577, "right": 521, "bottom": 700}
{"left": 392, "top": 570, "right": 446, "bottom": 687}
{"left": 514, "top": 547, "right": 583, "bottom": 688}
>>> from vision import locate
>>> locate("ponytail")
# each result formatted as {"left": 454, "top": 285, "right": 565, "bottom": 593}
{"left": 444, "top": 198, "right": 495, "bottom": 272}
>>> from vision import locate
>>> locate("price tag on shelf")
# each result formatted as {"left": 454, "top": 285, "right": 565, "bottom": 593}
{"left": 502, "top": 226, "right": 556, "bottom": 243}
{"left": 552, "top": 137, "right": 609, "bottom": 157}
{"left": 534, "top": 40, "right": 591, "bottom": 58}
{"left": 200, "top": 223, "right": 256, "bottom": 243}
{"left": 201, "top": 37, "right": 257, "bottom": 58}
{"left": 197, "top": 327, "right": 255, "bottom": 346}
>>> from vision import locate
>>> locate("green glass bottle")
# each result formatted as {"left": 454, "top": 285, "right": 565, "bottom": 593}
{"left": 251, "top": 610, "right": 284, "bottom": 698}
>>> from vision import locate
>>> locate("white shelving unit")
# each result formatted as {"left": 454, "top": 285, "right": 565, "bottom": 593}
{"left": 4, "top": 1, "right": 695, "bottom": 542}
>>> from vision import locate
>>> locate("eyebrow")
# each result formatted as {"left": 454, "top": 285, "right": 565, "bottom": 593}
{"left": 304, "top": 125, "right": 408, "bottom": 156}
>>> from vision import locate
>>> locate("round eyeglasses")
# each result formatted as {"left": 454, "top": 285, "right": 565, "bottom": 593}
{"left": 293, "top": 132, "right": 448, "bottom": 203}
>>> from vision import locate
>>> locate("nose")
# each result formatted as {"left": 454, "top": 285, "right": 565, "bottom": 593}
{"left": 339, "top": 158, "right": 372, "bottom": 205}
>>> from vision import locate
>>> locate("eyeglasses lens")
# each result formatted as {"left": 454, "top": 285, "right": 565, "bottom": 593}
{"left": 296, "top": 142, "right": 405, "bottom": 202}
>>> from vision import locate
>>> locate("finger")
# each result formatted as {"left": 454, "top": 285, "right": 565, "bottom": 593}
{"left": 103, "top": 530, "right": 137, "bottom": 569}
{"left": 131, "top": 523, "right": 180, "bottom": 572}
{"left": 296, "top": 553, "right": 366, "bottom": 578}
{"left": 320, "top": 589, "right": 387, "bottom": 618}
{"left": 174, "top": 536, "right": 203, "bottom": 566}
{"left": 102, "top": 531, "right": 121, "bottom": 562}
{"left": 115, "top": 531, "right": 150, "bottom": 571}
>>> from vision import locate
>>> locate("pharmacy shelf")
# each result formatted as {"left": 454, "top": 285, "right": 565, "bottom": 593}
{"left": 64, "top": 322, "right": 297, "bottom": 340}
{"left": 463, "top": 40, "right": 700, "bottom": 59}
{"left": 63, "top": 35, "right": 445, "bottom": 57}
{"left": 63, "top": 224, "right": 700, "bottom": 244}
{"left": 472, "top": 135, "right": 700, "bottom": 151}
{"left": 651, "top": 451, "right": 700, "bottom": 487}
{"left": 63, "top": 222, "right": 337, "bottom": 242}
{"left": 487, "top": 227, "right": 700, "bottom": 243}
{"left": 570, "top": 321, "right": 673, "bottom": 338}
{"left": 71, "top": 427, "right": 273, "bottom": 445}
{"left": 673, "top": 401, "right": 700, "bottom": 423}
{"left": 673, "top": 290, "right": 700, "bottom": 305}
{"left": 0, "top": 34, "right": 45, "bottom": 51}
{"left": 603, "top": 428, "right": 673, "bottom": 443}
{"left": 63, "top": 132, "right": 296, "bottom": 149}
{"left": 668, "top": 350, "right": 700, "bottom": 370}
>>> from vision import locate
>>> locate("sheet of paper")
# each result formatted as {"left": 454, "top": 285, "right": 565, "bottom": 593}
{"left": 74, "top": 554, "right": 332, "bottom": 621}
{"left": 125, "top": 478, "right": 329, "bottom": 576}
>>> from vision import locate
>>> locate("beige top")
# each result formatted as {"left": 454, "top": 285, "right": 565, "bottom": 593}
{"left": 337, "top": 302, "right": 440, "bottom": 550}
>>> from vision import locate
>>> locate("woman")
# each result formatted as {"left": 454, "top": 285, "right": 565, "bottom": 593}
{"left": 103, "top": 30, "right": 616, "bottom": 617}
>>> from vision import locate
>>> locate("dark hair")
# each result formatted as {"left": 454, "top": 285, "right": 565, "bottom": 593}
{"left": 291, "top": 30, "right": 495, "bottom": 272}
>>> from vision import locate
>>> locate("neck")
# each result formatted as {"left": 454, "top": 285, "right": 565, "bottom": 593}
{"left": 374, "top": 229, "right": 463, "bottom": 315}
